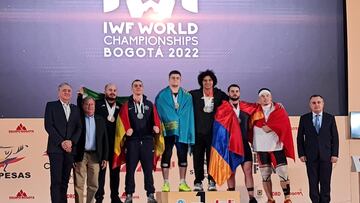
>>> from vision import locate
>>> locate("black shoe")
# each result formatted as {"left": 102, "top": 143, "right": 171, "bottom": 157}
{"left": 147, "top": 193, "right": 157, "bottom": 203}
{"left": 124, "top": 194, "right": 132, "bottom": 203}
{"left": 249, "top": 197, "right": 258, "bottom": 203}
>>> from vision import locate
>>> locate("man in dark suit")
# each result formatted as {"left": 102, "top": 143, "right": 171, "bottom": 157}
{"left": 78, "top": 84, "right": 122, "bottom": 203}
{"left": 189, "top": 69, "right": 228, "bottom": 191}
{"left": 44, "top": 82, "right": 82, "bottom": 203}
{"left": 74, "top": 97, "right": 109, "bottom": 203}
{"left": 297, "top": 94, "right": 339, "bottom": 203}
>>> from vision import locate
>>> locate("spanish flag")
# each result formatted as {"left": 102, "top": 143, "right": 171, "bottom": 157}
{"left": 112, "top": 102, "right": 165, "bottom": 170}
{"left": 209, "top": 101, "right": 244, "bottom": 186}
{"left": 111, "top": 102, "right": 130, "bottom": 169}
{"left": 152, "top": 106, "right": 165, "bottom": 170}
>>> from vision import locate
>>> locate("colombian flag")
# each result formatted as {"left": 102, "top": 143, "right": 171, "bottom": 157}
{"left": 209, "top": 101, "right": 244, "bottom": 186}
{"left": 112, "top": 102, "right": 165, "bottom": 170}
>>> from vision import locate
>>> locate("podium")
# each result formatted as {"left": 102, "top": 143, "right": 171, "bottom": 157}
{"left": 351, "top": 156, "right": 360, "bottom": 198}
{"left": 156, "top": 191, "right": 240, "bottom": 203}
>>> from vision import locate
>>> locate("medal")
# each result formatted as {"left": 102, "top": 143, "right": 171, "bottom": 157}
{"left": 137, "top": 113, "right": 144, "bottom": 119}
{"left": 203, "top": 106, "right": 213, "bottom": 113}
{"left": 173, "top": 94, "right": 179, "bottom": 110}
{"left": 203, "top": 95, "right": 214, "bottom": 113}
{"left": 105, "top": 99, "right": 116, "bottom": 123}
{"left": 107, "top": 115, "right": 115, "bottom": 122}
{"left": 134, "top": 97, "right": 144, "bottom": 120}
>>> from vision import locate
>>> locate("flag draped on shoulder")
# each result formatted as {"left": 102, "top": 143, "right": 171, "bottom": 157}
{"left": 83, "top": 87, "right": 128, "bottom": 104}
{"left": 112, "top": 102, "right": 165, "bottom": 170}
{"left": 112, "top": 102, "right": 130, "bottom": 169}
{"left": 155, "top": 87, "right": 195, "bottom": 144}
{"left": 209, "top": 101, "right": 244, "bottom": 186}
{"left": 152, "top": 106, "right": 165, "bottom": 170}
{"left": 240, "top": 102, "right": 295, "bottom": 160}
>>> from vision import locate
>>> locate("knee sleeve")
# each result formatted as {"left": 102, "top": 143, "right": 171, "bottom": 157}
{"left": 282, "top": 183, "right": 291, "bottom": 196}
{"left": 178, "top": 161, "right": 188, "bottom": 167}
{"left": 259, "top": 166, "right": 272, "bottom": 182}
{"left": 275, "top": 164, "right": 289, "bottom": 181}
{"left": 177, "top": 152, "right": 188, "bottom": 167}
{"left": 176, "top": 142, "right": 188, "bottom": 167}
{"left": 161, "top": 153, "right": 171, "bottom": 168}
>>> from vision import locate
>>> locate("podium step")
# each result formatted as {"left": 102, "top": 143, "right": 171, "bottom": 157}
{"left": 156, "top": 191, "right": 240, "bottom": 203}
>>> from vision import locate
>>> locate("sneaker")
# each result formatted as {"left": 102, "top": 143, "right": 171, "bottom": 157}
{"left": 179, "top": 182, "right": 191, "bottom": 192}
{"left": 147, "top": 193, "right": 157, "bottom": 203}
{"left": 249, "top": 197, "right": 258, "bottom": 203}
{"left": 162, "top": 182, "right": 170, "bottom": 192}
{"left": 193, "top": 183, "right": 203, "bottom": 191}
{"left": 124, "top": 194, "right": 132, "bottom": 203}
{"left": 207, "top": 180, "right": 217, "bottom": 191}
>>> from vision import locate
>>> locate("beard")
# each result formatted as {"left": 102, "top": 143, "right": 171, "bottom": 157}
{"left": 106, "top": 95, "right": 116, "bottom": 103}
{"left": 230, "top": 96, "right": 239, "bottom": 101}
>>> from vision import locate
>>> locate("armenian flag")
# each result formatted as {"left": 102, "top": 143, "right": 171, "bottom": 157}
{"left": 209, "top": 101, "right": 244, "bottom": 185}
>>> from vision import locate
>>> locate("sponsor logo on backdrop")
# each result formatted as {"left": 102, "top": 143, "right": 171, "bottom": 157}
{"left": 0, "top": 145, "right": 31, "bottom": 179}
{"left": 256, "top": 189, "right": 304, "bottom": 198}
{"left": 121, "top": 192, "right": 140, "bottom": 200}
{"left": 42, "top": 151, "right": 50, "bottom": 169}
{"left": 103, "top": 0, "right": 200, "bottom": 58}
{"left": 214, "top": 200, "right": 235, "bottom": 203}
{"left": 67, "top": 194, "right": 75, "bottom": 199}
{"left": 8, "top": 124, "right": 34, "bottom": 134}
{"left": 8, "top": 189, "right": 35, "bottom": 200}
{"left": 273, "top": 191, "right": 304, "bottom": 197}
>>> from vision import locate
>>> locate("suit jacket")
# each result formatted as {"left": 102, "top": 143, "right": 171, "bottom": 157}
{"left": 77, "top": 95, "right": 121, "bottom": 151}
{"left": 189, "top": 88, "right": 228, "bottom": 136}
{"left": 75, "top": 115, "right": 109, "bottom": 163}
{"left": 297, "top": 112, "right": 339, "bottom": 162}
{"left": 93, "top": 99, "right": 121, "bottom": 148}
{"left": 44, "top": 100, "right": 82, "bottom": 154}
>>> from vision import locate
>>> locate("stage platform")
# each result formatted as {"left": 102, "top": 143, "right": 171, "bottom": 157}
{"left": 156, "top": 191, "right": 240, "bottom": 203}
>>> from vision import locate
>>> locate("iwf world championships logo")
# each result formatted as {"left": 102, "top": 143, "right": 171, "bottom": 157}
{"left": 103, "top": 0, "right": 198, "bottom": 18}
{"left": 102, "top": 0, "right": 200, "bottom": 58}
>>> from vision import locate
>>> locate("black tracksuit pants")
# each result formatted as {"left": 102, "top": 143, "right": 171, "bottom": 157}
{"left": 125, "top": 138, "right": 155, "bottom": 196}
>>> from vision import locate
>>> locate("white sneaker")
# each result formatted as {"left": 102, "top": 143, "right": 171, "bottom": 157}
{"left": 193, "top": 183, "right": 203, "bottom": 191}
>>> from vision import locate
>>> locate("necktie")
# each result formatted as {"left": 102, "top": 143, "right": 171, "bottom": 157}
{"left": 64, "top": 104, "right": 70, "bottom": 121}
{"left": 315, "top": 114, "right": 320, "bottom": 134}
